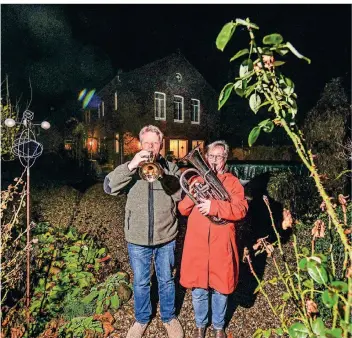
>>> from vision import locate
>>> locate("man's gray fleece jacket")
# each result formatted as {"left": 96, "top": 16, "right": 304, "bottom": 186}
{"left": 104, "top": 159, "right": 182, "bottom": 246}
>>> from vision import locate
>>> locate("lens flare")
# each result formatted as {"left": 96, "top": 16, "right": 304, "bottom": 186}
{"left": 82, "top": 89, "right": 96, "bottom": 109}
{"left": 78, "top": 89, "right": 87, "bottom": 101}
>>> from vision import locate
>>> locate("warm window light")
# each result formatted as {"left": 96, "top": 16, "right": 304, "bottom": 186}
{"left": 4, "top": 118, "right": 16, "bottom": 127}
{"left": 41, "top": 121, "right": 51, "bottom": 130}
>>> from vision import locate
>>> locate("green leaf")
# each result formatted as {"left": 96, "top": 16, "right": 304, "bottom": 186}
{"left": 262, "top": 120, "right": 274, "bottom": 133}
{"left": 234, "top": 80, "right": 245, "bottom": 97}
{"left": 311, "top": 318, "right": 326, "bottom": 336}
{"left": 274, "top": 328, "right": 284, "bottom": 336}
{"left": 230, "top": 48, "right": 250, "bottom": 62}
{"left": 111, "top": 294, "right": 120, "bottom": 310}
{"left": 302, "top": 279, "right": 314, "bottom": 289}
{"left": 263, "top": 34, "right": 283, "bottom": 45}
{"left": 252, "top": 328, "right": 263, "bottom": 337}
{"left": 331, "top": 281, "right": 348, "bottom": 293}
{"left": 281, "top": 292, "right": 291, "bottom": 301}
{"left": 322, "top": 289, "right": 338, "bottom": 308}
{"left": 98, "top": 248, "right": 106, "bottom": 256}
{"left": 218, "top": 83, "right": 234, "bottom": 109}
{"left": 249, "top": 93, "right": 262, "bottom": 113}
{"left": 285, "top": 42, "right": 311, "bottom": 64}
{"left": 248, "top": 126, "right": 261, "bottom": 147}
{"left": 216, "top": 22, "right": 236, "bottom": 51}
{"left": 273, "top": 61, "right": 286, "bottom": 67}
{"left": 239, "top": 59, "right": 253, "bottom": 78}
{"left": 288, "top": 322, "right": 309, "bottom": 338}
{"left": 262, "top": 329, "right": 271, "bottom": 338}
{"left": 325, "top": 328, "right": 342, "bottom": 338}
{"left": 82, "top": 290, "right": 99, "bottom": 304}
{"left": 307, "top": 260, "right": 328, "bottom": 285}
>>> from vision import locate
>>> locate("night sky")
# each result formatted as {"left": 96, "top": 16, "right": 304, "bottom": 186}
{"left": 1, "top": 4, "right": 351, "bottom": 125}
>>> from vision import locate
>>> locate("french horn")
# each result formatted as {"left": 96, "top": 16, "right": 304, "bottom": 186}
{"left": 180, "top": 146, "right": 231, "bottom": 225}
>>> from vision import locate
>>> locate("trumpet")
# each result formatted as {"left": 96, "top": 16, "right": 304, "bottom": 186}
{"left": 180, "top": 147, "right": 231, "bottom": 225}
{"left": 139, "top": 151, "right": 163, "bottom": 183}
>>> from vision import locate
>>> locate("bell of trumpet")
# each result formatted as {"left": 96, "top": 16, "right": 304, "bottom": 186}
{"left": 139, "top": 151, "right": 163, "bottom": 183}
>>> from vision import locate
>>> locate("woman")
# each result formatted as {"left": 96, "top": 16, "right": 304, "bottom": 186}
{"left": 178, "top": 140, "right": 248, "bottom": 338}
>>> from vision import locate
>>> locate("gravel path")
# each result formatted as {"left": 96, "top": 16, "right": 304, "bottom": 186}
{"left": 37, "top": 183, "right": 293, "bottom": 337}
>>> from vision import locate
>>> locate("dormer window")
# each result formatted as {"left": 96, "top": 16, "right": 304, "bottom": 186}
{"left": 173, "top": 95, "right": 184, "bottom": 122}
{"left": 191, "top": 99, "right": 200, "bottom": 124}
{"left": 154, "top": 92, "right": 166, "bottom": 120}
{"left": 114, "top": 92, "right": 118, "bottom": 111}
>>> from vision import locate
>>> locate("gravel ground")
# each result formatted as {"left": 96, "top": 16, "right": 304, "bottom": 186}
{"left": 36, "top": 182, "right": 294, "bottom": 337}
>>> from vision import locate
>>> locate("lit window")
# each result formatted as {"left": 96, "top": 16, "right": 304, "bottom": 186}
{"left": 191, "top": 99, "right": 200, "bottom": 124}
{"left": 173, "top": 95, "right": 184, "bottom": 122}
{"left": 102, "top": 101, "right": 105, "bottom": 117}
{"left": 192, "top": 140, "right": 204, "bottom": 152}
{"left": 114, "top": 92, "right": 118, "bottom": 111}
{"left": 154, "top": 92, "right": 166, "bottom": 120}
{"left": 169, "top": 139, "right": 188, "bottom": 159}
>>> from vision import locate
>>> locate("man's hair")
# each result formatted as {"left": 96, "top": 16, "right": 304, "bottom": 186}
{"left": 206, "top": 140, "right": 229, "bottom": 157}
{"left": 139, "top": 125, "right": 164, "bottom": 143}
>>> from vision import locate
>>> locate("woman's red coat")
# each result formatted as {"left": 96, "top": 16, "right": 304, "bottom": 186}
{"left": 178, "top": 172, "right": 248, "bottom": 294}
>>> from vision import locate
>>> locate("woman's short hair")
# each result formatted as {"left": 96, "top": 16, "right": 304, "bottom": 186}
{"left": 206, "top": 140, "right": 229, "bottom": 157}
{"left": 139, "top": 125, "right": 164, "bottom": 143}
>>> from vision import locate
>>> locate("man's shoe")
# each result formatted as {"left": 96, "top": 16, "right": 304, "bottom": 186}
{"left": 126, "top": 322, "right": 148, "bottom": 338}
{"left": 214, "top": 329, "right": 227, "bottom": 338}
{"left": 192, "top": 327, "right": 206, "bottom": 338}
{"left": 163, "top": 318, "right": 184, "bottom": 338}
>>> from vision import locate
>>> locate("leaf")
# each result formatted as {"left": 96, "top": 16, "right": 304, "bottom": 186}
{"left": 273, "top": 61, "right": 286, "bottom": 67}
{"left": 302, "top": 279, "right": 314, "bottom": 289}
{"left": 239, "top": 59, "right": 253, "bottom": 78}
{"left": 234, "top": 80, "right": 245, "bottom": 97}
{"left": 285, "top": 42, "right": 311, "bottom": 64}
{"left": 307, "top": 260, "right": 328, "bottom": 285}
{"left": 249, "top": 94, "right": 262, "bottom": 113}
{"left": 281, "top": 292, "right": 291, "bottom": 301}
{"left": 288, "top": 322, "right": 309, "bottom": 338}
{"left": 252, "top": 328, "right": 263, "bottom": 338}
{"left": 248, "top": 126, "right": 261, "bottom": 147}
{"left": 262, "top": 329, "right": 271, "bottom": 338}
{"left": 322, "top": 289, "right": 338, "bottom": 308}
{"left": 82, "top": 290, "right": 99, "bottom": 304}
{"left": 216, "top": 22, "right": 236, "bottom": 51}
{"left": 263, "top": 33, "right": 284, "bottom": 45}
{"left": 274, "top": 328, "right": 284, "bottom": 336}
{"left": 110, "top": 294, "right": 120, "bottom": 310}
{"left": 218, "top": 83, "right": 234, "bottom": 109}
{"left": 331, "top": 281, "right": 348, "bottom": 293}
{"left": 325, "top": 328, "right": 342, "bottom": 338}
{"left": 230, "top": 48, "right": 250, "bottom": 62}
{"left": 311, "top": 318, "right": 326, "bottom": 336}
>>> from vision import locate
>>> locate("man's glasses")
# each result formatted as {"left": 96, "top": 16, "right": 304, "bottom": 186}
{"left": 142, "top": 141, "right": 160, "bottom": 147}
{"left": 207, "top": 154, "right": 226, "bottom": 161}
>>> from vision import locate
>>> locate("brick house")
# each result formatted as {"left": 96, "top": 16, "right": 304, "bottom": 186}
{"left": 83, "top": 53, "right": 220, "bottom": 166}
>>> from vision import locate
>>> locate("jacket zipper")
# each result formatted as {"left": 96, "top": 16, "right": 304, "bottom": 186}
{"left": 148, "top": 182, "right": 154, "bottom": 245}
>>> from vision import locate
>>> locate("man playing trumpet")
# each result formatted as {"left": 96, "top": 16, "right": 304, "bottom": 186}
{"left": 104, "top": 125, "right": 184, "bottom": 338}
{"left": 178, "top": 140, "right": 248, "bottom": 338}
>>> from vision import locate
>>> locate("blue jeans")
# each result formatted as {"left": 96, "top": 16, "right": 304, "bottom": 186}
{"left": 192, "top": 288, "right": 228, "bottom": 330}
{"left": 127, "top": 240, "right": 176, "bottom": 324}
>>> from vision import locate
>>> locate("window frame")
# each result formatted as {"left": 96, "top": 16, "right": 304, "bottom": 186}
{"left": 173, "top": 95, "right": 184, "bottom": 123}
{"left": 154, "top": 92, "right": 166, "bottom": 120}
{"left": 191, "top": 98, "right": 200, "bottom": 124}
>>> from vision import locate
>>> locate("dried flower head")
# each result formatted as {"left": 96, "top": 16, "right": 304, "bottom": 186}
{"left": 320, "top": 201, "right": 326, "bottom": 212}
{"left": 282, "top": 208, "right": 293, "bottom": 230}
{"left": 306, "top": 299, "right": 319, "bottom": 316}
{"left": 312, "top": 220, "right": 325, "bottom": 239}
{"left": 338, "top": 194, "right": 349, "bottom": 206}
{"left": 242, "top": 247, "right": 250, "bottom": 263}
{"left": 253, "top": 236, "right": 275, "bottom": 257}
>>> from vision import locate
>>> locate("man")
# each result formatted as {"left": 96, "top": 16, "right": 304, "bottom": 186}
{"left": 178, "top": 140, "right": 248, "bottom": 338}
{"left": 104, "top": 125, "right": 184, "bottom": 338}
